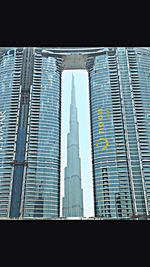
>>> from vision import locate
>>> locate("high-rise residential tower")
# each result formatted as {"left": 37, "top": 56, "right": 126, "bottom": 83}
{"left": 0, "top": 47, "right": 62, "bottom": 218}
{"left": 88, "top": 47, "right": 150, "bottom": 219}
{"left": 1, "top": 47, "right": 150, "bottom": 220}
{"left": 62, "top": 74, "right": 84, "bottom": 217}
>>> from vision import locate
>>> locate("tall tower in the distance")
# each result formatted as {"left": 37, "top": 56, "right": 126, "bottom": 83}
{"left": 62, "top": 74, "right": 84, "bottom": 217}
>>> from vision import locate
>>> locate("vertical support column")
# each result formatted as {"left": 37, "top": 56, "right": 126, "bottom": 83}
{"left": 9, "top": 48, "right": 34, "bottom": 218}
{"left": 116, "top": 49, "right": 137, "bottom": 216}
{"left": 126, "top": 48, "right": 149, "bottom": 216}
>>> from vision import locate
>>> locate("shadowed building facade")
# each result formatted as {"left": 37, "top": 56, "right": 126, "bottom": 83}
{"left": 62, "top": 74, "right": 84, "bottom": 217}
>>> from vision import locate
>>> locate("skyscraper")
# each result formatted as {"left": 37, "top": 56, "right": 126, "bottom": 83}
{"left": 1, "top": 47, "right": 150, "bottom": 220}
{"left": 0, "top": 47, "right": 62, "bottom": 218}
{"left": 62, "top": 74, "right": 84, "bottom": 217}
{"left": 88, "top": 47, "right": 150, "bottom": 219}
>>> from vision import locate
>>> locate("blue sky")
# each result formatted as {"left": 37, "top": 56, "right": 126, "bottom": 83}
{"left": 60, "top": 69, "right": 94, "bottom": 217}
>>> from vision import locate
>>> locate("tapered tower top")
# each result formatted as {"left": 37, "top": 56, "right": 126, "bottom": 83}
{"left": 71, "top": 73, "right": 76, "bottom": 107}
{"left": 70, "top": 74, "right": 78, "bottom": 124}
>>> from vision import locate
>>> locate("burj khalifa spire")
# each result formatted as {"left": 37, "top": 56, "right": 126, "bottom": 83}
{"left": 62, "top": 74, "right": 84, "bottom": 217}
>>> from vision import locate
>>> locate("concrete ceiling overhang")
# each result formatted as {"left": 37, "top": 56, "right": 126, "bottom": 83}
{"left": 61, "top": 54, "right": 86, "bottom": 70}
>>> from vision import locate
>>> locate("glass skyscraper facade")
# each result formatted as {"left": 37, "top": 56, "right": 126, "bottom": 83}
{"left": 0, "top": 48, "right": 62, "bottom": 218}
{"left": 88, "top": 47, "right": 150, "bottom": 219}
{"left": 0, "top": 47, "right": 150, "bottom": 219}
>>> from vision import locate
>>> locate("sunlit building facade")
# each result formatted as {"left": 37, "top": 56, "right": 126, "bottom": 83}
{"left": 0, "top": 47, "right": 150, "bottom": 219}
